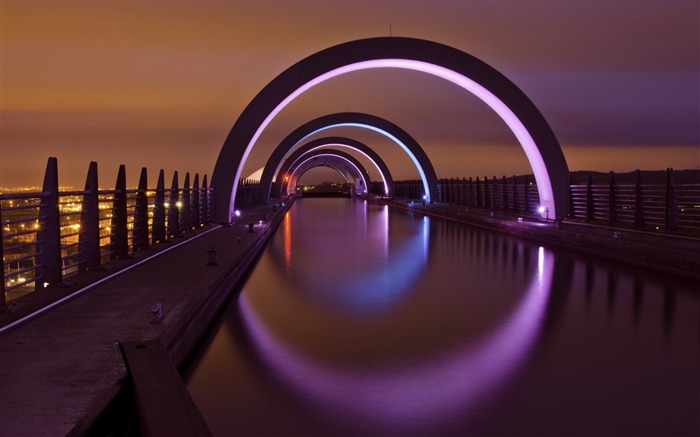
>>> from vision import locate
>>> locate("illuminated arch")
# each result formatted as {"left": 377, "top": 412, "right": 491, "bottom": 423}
{"left": 212, "top": 37, "right": 569, "bottom": 222}
{"left": 275, "top": 136, "right": 394, "bottom": 198}
{"left": 259, "top": 113, "right": 436, "bottom": 206}
{"left": 287, "top": 150, "right": 371, "bottom": 196}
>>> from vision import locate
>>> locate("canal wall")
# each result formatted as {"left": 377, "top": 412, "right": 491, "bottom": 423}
{"left": 382, "top": 200, "right": 700, "bottom": 282}
{"left": 89, "top": 200, "right": 293, "bottom": 435}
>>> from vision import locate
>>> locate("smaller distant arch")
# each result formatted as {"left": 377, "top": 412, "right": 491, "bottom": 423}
{"left": 286, "top": 150, "right": 371, "bottom": 196}
{"left": 275, "top": 137, "right": 394, "bottom": 198}
{"left": 259, "top": 112, "right": 438, "bottom": 206}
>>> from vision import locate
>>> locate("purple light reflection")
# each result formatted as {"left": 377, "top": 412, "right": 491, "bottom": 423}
{"left": 238, "top": 247, "right": 554, "bottom": 431}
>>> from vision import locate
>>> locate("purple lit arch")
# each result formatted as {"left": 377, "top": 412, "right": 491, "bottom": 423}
{"left": 212, "top": 37, "right": 569, "bottom": 222}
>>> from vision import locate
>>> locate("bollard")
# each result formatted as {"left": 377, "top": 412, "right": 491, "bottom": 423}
{"left": 150, "top": 303, "right": 164, "bottom": 323}
{"left": 206, "top": 246, "right": 218, "bottom": 265}
{"left": 247, "top": 222, "right": 254, "bottom": 233}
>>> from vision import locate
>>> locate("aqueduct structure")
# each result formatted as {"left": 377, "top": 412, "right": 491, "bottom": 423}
{"left": 212, "top": 36, "right": 569, "bottom": 222}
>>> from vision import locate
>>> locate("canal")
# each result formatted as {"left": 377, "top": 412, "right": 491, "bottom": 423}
{"left": 184, "top": 198, "right": 699, "bottom": 436}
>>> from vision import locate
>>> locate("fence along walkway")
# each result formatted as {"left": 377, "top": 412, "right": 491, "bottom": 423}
{"left": 395, "top": 168, "right": 699, "bottom": 235}
{"left": 3, "top": 160, "right": 699, "bottom": 313}
{"left": 569, "top": 169, "right": 699, "bottom": 234}
{"left": 0, "top": 157, "right": 212, "bottom": 312}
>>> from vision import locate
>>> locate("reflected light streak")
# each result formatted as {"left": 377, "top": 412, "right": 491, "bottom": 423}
{"left": 283, "top": 211, "right": 292, "bottom": 274}
{"left": 381, "top": 204, "right": 389, "bottom": 260}
{"left": 265, "top": 200, "right": 429, "bottom": 312}
{"left": 239, "top": 247, "right": 555, "bottom": 430}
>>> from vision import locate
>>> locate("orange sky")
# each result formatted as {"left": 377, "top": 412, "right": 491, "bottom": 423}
{"left": 1, "top": 0, "right": 698, "bottom": 189}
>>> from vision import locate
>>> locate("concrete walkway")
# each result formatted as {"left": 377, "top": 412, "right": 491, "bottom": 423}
{"left": 0, "top": 204, "right": 286, "bottom": 436}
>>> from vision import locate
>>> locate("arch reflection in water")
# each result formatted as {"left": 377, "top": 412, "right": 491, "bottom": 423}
{"left": 271, "top": 201, "right": 429, "bottom": 312}
{"left": 187, "top": 200, "right": 700, "bottom": 436}
{"left": 239, "top": 248, "right": 552, "bottom": 431}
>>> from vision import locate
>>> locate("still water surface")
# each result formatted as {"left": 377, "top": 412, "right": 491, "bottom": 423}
{"left": 185, "top": 198, "right": 699, "bottom": 436}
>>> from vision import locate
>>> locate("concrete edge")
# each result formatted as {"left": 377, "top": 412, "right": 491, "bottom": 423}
{"left": 67, "top": 200, "right": 293, "bottom": 435}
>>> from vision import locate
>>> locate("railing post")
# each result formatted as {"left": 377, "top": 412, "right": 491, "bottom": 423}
{"left": 468, "top": 177, "right": 473, "bottom": 207}
{"left": 491, "top": 176, "right": 498, "bottom": 210}
{"left": 133, "top": 167, "right": 149, "bottom": 250}
{"left": 484, "top": 176, "right": 492, "bottom": 208}
{"left": 568, "top": 172, "right": 575, "bottom": 218}
{"left": 202, "top": 175, "right": 210, "bottom": 225}
{"left": 586, "top": 173, "right": 594, "bottom": 221}
{"left": 634, "top": 169, "right": 645, "bottom": 228}
{"left": 608, "top": 171, "right": 617, "bottom": 224}
{"left": 168, "top": 171, "right": 180, "bottom": 237}
{"left": 523, "top": 175, "right": 531, "bottom": 214}
{"left": 475, "top": 177, "right": 482, "bottom": 207}
{"left": 192, "top": 174, "right": 201, "bottom": 228}
{"left": 111, "top": 165, "right": 129, "bottom": 259}
{"left": 36, "top": 157, "right": 62, "bottom": 289}
{"left": 152, "top": 170, "right": 166, "bottom": 244}
{"left": 501, "top": 175, "right": 507, "bottom": 210}
{"left": 665, "top": 167, "right": 678, "bottom": 231}
{"left": 182, "top": 172, "right": 191, "bottom": 231}
{"left": 1, "top": 205, "right": 7, "bottom": 311}
{"left": 79, "top": 161, "right": 101, "bottom": 270}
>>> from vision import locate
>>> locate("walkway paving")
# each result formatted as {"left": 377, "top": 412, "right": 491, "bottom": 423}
{"left": 1, "top": 198, "right": 697, "bottom": 436}
{"left": 0, "top": 204, "right": 285, "bottom": 436}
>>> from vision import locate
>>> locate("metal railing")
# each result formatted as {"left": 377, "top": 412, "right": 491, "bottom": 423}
{"left": 569, "top": 168, "right": 700, "bottom": 234}
{"left": 396, "top": 175, "right": 541, "bottom": 216}
{"left": 1, "top": 158, "right": 213, "bottom": 310}
{"left": 398, "top": 169, "right": 699, "bottom": 235}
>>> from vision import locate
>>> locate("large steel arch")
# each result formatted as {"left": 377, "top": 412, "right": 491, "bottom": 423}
{"left": 212, "top": 36, "right": 569, "bottom": 222}
{"left": 275, "top": 136, "right": 394, "bottom": 198}
{"left": 287, "top": 150, "right": 371, "bottom": 196}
